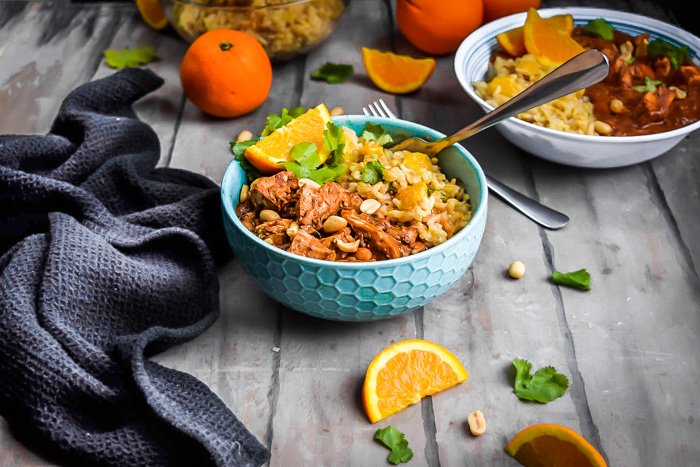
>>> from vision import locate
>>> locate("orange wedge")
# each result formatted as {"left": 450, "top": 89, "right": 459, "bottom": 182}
{"left": 497, "top": 14, "right": 574, "bottom": 57}
{"left": 506, "top": 424, "right": 607, "bottom": 467}
{"left": 362, "top": 47, "right": 436, "bottom": 94}
{"left": 135, "top": 0, "right": 169, "bottom": 31}
{"left": 363, "top": 339, "right": 468, "bottom": 423}
{"left": 523, "top": 8, "right": 584, "bottom": 67}
{"left": 245, "top": 103, "right": 332, "bottom": 175}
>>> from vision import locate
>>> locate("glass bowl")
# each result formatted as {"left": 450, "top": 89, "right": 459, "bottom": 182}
{"left": 160, "top": 0, "right": 346, "bottom": 61}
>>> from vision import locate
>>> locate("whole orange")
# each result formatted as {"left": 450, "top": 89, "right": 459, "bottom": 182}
{"left": 396, "top": 0, "right": 483, "bottom": 56}
{"left": 483, "top": 0, "right": 541, "bottom": 23}
{"left": 180, "top": 29, "right": 272, "bottom": 118}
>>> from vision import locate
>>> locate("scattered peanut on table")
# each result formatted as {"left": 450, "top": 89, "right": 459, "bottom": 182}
{"left": 330, "top": 106, "right": 344, "bottom": 116}
{"left": 508, "top": 260, "right": 525, "bottom": 279}
{"left": 236, "top": 129, "right": 253, "bottom": 142}
{"left": 467, "top": 410, "right": 486, "bottom": 436}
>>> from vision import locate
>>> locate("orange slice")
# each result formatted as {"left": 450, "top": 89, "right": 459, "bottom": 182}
{"left": 506, "top": 424, "right": 608, "bottom": 467}
{"left": 362, "top": 339, "right": 468, "bottom": 423}
{"left": 497, "top": 14, "right": 574, "bottom": 57}
{"left": 523, "top": 8, "right": 584, "bottom": 67}
{"left": 361, "top": 47, "right": 436, "bottom": 94}
{"left": 135, "top": 0, "right": 169, "bottom": 31}
{"left": 245, "top": 103, "right": 332, "bottom": 175}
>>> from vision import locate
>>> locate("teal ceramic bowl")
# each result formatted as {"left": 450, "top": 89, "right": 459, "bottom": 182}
{"left": 220, "top": 115, "right": 488, "bottom": 321}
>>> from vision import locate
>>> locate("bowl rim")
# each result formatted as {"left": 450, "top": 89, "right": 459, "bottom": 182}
{"left": 454, "top": 6, "right": 700, "bottom": 143}
{"left": 221, "top": 115, "right": 488, "bottom": 269}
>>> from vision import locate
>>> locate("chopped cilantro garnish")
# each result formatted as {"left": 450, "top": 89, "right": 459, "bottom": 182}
{"left": 229, "top": 139, "right": 262, "bottom": 183}
{"left": 647, "top": 38, "right": 690, "bottom": 70}
{"left": 261, "top": 107, "right": 305, "bottom": 136}
{"left": 280, "top": 121, "right": 347, "bottom": 185}
{"left": 632, "top": 76, "right": 664, "bottom": 93}
{"left": 374, "top": 426, "right": 413, "bottom": 465}
{"left": 362, "top": 122, "right": 393, "bottom": 146}
{"left": 360, "top": 159, "right": 385, "bottom": 184}
{"left": 310, "top": 62, "right": 354, "bottom": 84}
{"left": 513, "top": 358, "right": 570, "bottom": 403}
{"left": 104, "top": 46, "right": 157, "bottom": 70}
{"left": 583, "top": 18, "right": 614, "bottom": 41}
{"left": 552, "top": 268, "right": 591, "bottom": 291}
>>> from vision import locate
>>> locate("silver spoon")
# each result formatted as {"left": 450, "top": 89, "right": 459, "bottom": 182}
{"left": 388, "top": 49, "right": 610, "bottom": 229}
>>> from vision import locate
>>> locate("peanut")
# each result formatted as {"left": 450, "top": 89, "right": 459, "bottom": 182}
{"left": 609, "top": 99, "right": 624, "bottom": 114}
{"left": 323, "top": 215, "right": 347, "bottom": 233}
{"left": 594, "top": 120, "right": 613, "bottom": 136}
{"left": 336, "top": 239, "right": 360, "bottom": 253}
{"left": 259, "top": 209, "right": 280, "bottom": 222}
{"left": 239, "top": 184, "right": 249, "bottom": 203}
{"left": 670, "top": 86, "right": 687, "bottom": 99}
{"left": 355, "top": 248, "right": 372, "bottom": 261}
{"left": 360, "top": 198, "right": 381, "bottom": 215}
{"left": 330, "top": 106, "right": 345, "bottom": 117}
{"left": 467, "top": 410, "right": 486, "bottom": 436}
{"left": 508, "top": 260, "right": 525, "bottom": 279}
{"left": 236, "top": 130, "right": 253, "bottom": 142}
{"left": 298, "top": 178, "right": 321, "bottom": 189}
{"left": 286, "top": 222, "right": 299, "bottom": 238}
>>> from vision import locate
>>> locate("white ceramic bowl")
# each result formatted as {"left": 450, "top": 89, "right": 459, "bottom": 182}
{"left": 454, "top": 7, "right": 700, "bottom": 168}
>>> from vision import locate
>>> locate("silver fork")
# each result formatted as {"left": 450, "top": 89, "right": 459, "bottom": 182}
{"left": 362, "top": 98, "right": 570, "bottom": 230}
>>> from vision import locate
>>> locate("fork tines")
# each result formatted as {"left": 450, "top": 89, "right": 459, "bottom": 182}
{"left": 361, "top": 98, "right": 397, "bottom": 119}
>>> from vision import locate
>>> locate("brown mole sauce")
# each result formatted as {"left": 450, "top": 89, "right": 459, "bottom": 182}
{"left": 571, "top": 27, "right": 700, "bottom": 136}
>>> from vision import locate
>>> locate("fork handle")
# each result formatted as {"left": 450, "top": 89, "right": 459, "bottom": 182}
{"left": 432, "top": 49, "right": 610, "bottom": 153}
{"left": 486, "top": 175, "right": 569, "bottom": 229}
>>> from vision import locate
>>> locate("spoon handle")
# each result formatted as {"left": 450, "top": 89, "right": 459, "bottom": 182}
{"left": 485, "top": 175, "right": 569, "bottom": 230}
{"left": 433, "top": 49, "right": 610, "bottom": 153}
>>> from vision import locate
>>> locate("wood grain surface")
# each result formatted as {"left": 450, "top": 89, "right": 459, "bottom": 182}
{"left": 1, "top": 0, "right": 699, "bottom": 466}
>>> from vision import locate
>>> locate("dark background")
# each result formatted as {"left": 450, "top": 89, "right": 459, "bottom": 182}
{"left": 66, "top": 0, "right": 699, "bottom": 37}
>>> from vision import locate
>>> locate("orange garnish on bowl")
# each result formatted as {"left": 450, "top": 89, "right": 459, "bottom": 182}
{"left": 505, "top": 423, "right": 608, "bottom": 467}
{"left": 245, "top": 104, "right": 332, "bottom": 174}
{"left": 135, "top": 0, "right": 168, "bottom": 31}
{"left": 362, "top": 47, "right": 436, "bottom": 94}
{"left": 362, "top": 339, "right": 468, "bottom": 423}
{"left": 523, "top": 8, "right": 584, "bottom": 67}
{"left": 497, "top": 14, "right": 574, "bottom": 57}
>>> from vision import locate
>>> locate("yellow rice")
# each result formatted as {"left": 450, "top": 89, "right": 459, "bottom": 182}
{"left": 339, "top": 128, "right": 472, "bottom": 246}
{"left": 473, "top": 53, "right": 601, "bottom": 135}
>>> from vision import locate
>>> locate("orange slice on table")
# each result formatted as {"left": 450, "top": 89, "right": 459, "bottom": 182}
{"left": 505, "top": 423, "right": 608, "bottom": 467}
{"left": 245, "top": 103, "right": 332, "bottom": 175}
{"left": 362, "top": 339, "right": 468, "bottom": 423}
{"left": 362, "top": 47, "right": 436, "bottom": 94}
{"left": 135, "top": 0, "right": 169, "bottom": 31}
{"left": 523, "top": 8, "right": 584, "bottom": 67}
{"left": 497, "top": 14, "right": 574, "bottom": 57}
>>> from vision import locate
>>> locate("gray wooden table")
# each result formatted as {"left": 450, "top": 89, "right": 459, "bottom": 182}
{"left": 1, "top": 1, "right": 699, "bottom": 466}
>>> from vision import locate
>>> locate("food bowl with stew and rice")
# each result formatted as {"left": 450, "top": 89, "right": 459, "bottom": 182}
{"left": 160, "top": 0, "right": 346, "bottom": 61}
{"left": 454, "top": 7, "right": 700, "bottom": 168}
{"left": 221, "top": 113, "right": 488, "bottom": 321}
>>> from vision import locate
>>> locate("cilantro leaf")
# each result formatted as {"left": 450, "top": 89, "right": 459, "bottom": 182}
{"left": 229, "top": 139, "right": 262, "bottom": 183}
{"left": 552, "top": 268, "right": 591, "bottom": 291}
{"left": 374, "top": 426, "right": 413, "bottom": 465}
{"left": 583, "top": 18, "right": 614, "bottom": 41}
{"left": 647, "top": 38, "right": 690, "bottom": 70}
{"left": 362, "top": 122, "right": 393, "bottom": 146}
{"left": 632, "top": 76, "right": 664, "bottom": 93}
{"left": 361, "top": 160, "right": 385, "bottom": 184}
{"left": 261, "top": 107, "right": 306, "bottom": 136}
{"left": 310, "top": 62, "right": 354, "bottom": 84}
{"left": 513, "top": 358, "right": 569, "bottom": 403}
{"left": 104, "top": 46, "right": 157, "bottom": 70}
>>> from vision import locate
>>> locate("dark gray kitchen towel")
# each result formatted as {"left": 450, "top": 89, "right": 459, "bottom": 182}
{"left": 0, "top": 68, "right": 270, "bottom": 467}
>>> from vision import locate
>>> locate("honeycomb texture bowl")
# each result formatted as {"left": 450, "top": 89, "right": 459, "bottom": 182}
{"left": 221, "top": 116, "right": 488, "bottom": 321}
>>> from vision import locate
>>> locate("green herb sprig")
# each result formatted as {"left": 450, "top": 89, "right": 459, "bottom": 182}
{"left": 104, "top": 46, "right": 157, "bottom": 70}
{"left": 310, "top": 62, "right": 354, "bottom": 84}
{"left": 552, "top": 268, "right": 591, "bottom": 291}
{"left": 583, "top": 18, "right": 614, "bottom": 41}
{"left": 513, "top": 358, "right": 570, "bottom": 403}
{"left": 374, "top": 426, "right": 414, "bottom": 465}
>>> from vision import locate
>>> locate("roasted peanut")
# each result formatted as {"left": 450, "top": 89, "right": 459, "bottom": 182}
{"left": 670, "top": 86, "right": 687, "bottom": 99}
{"left": 239, "top": 184, "right": 249, "bottom": 203}
{"left": 609, "top": 98, "right": 624, "bottom": 114}
{"left": 508, "top": 260, "right": 525, "bottom": 279}
{"left": 298, "top": 178, "right": 321, "bottom": 189}
{"left": 467, "top": 410, "right": 486, "bottom": 436}
{"left": 330, "top": 106, "right": 345, "bottom": 116}
{"left": 355, "top": 248, "right": 372, "bottom": 261}
{"left": 259, "top": 209, "right": 280, "bottom": 222}
{"left": 336, "top": 239, "right": 360, "bottom": 253}
{"left": 323, "top": 215, "right": 347, "bottom": 233}
{"left": 286, "top": 222, "right": 299, "bottom": 238}
{"left": 236, "top": 130, "right": 253, "bottom": 142}
{"left": 360, "top": 198, "right": 381, "bottom": 215}
{"left": 594, "top": 120, "right": 613, "bottom": 136}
